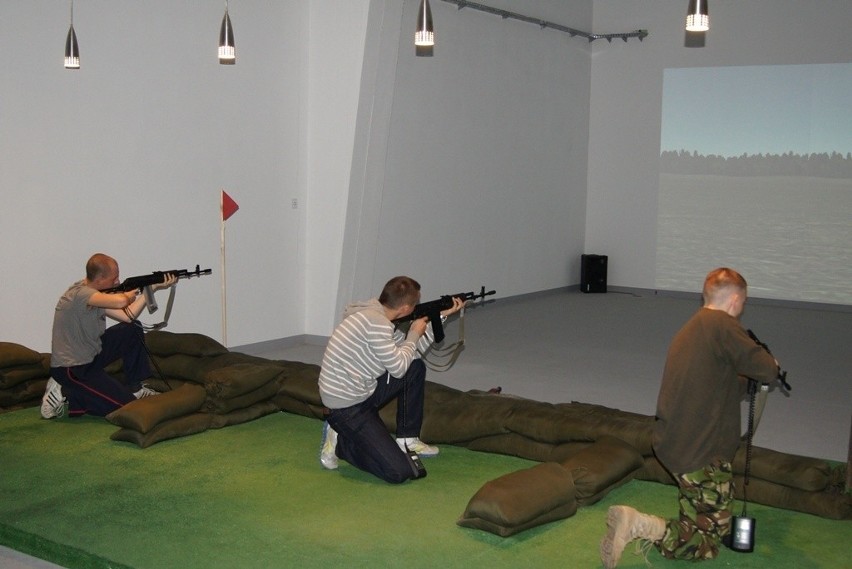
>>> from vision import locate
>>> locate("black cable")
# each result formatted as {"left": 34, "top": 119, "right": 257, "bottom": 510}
{"left": 742, "top": 379, "right": 757, "bottom": 517}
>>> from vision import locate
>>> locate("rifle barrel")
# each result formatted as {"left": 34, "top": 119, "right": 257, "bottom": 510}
{"left": 102, "top": 266, "right": 212, "bottom": 293}
{"left": 391, "top": 287, "right": 496, "bottom": 326}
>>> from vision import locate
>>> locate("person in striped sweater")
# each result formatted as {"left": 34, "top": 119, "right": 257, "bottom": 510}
{"left": 318, "top": 276, "right": 464, "bottom": 483}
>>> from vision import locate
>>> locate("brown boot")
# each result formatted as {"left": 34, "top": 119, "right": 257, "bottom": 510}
{"left": 600, "top": 505, "right": 666, "bottom": 568}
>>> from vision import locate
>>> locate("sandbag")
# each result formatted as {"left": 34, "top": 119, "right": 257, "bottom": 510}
{"left": 457, "top": 462, "right": 577, "bottom": 537}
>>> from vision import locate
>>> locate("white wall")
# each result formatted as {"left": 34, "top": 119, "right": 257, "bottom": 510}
{"left": 337, "top": 0, "right": 594, "bottom": 314}
{"left": 1, "top": 1, "right": 307, "bottom": 351}
{"left": 304, "top": 1, "right": 371, "bottom": 336}
{"left": 587, "top": 0, "right": 852, "bottom": 290}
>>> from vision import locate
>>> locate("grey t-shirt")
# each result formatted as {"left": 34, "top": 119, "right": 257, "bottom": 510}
{"left": 50, "top": 280, "right": 106, "bottom": 367}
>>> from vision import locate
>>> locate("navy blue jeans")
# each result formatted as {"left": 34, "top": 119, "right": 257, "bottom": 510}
{"left": 327, "top": 359, "right": 427, "bottom": 484}
{"left": 50, "top": 322, "right": 152, "bottom": 417}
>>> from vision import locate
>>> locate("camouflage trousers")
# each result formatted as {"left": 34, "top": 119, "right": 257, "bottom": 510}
{"left": 658, "top": 460, "right": 733, "bottom": 561}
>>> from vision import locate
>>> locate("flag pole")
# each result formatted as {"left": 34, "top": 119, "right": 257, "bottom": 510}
{"left": 220, "top": 190, "right": 228, "bottom": 347}
{"left": 220, "top": 190, "right": 239, "bottom": 347}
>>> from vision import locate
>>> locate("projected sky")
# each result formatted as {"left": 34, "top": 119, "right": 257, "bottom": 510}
{"left": 661, "top": 63, "right": 852, "bottom": 158}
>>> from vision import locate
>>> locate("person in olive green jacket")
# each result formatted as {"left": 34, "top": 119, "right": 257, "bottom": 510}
{"left": 601, "top": 267, "right": 779, "bottom": 568}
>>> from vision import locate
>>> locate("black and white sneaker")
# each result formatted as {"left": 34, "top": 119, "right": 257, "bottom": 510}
{"left": 133, "top": 385, "right": 160, "bottom": 399}
{"left": 40, "top": 378, "right": 66, "bottom": 419}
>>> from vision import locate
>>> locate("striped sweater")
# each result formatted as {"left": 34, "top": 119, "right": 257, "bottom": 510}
{"left": 318, "top": 298, "right": 434, "bottom": 409}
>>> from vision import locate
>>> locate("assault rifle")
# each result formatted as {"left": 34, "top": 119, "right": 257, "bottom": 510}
{"left": 747, "top": 329, "right": 791, "bottom": 393}
{"left": 741, "top": 328, "right": 791, "bottom": 443}
{"left": 393, "top": 286, "right": 496, "bottom": 343}
{"left": 103, "top": 265, "right": 212, "bottom": 314}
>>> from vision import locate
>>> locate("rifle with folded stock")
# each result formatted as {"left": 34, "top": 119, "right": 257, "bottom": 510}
{"left": 393, "top": 286, "right": 496, "bottom": 343}
{"left": 747, "top": 329, "right": 791, "bottom": 393}
{"left": 104, "top": 264, "right": 212, "bottom": 315}
{"left": 741, "top": 328, "right": 792, "bottom": 441}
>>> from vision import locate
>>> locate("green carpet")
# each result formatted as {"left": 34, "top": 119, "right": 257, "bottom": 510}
{"left": 1, "top": 408, "right": 849, "bottom": 568}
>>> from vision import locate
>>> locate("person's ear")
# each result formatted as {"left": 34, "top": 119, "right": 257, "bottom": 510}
{"left": 726, "top": 293, "right": 743, "bottom": 317}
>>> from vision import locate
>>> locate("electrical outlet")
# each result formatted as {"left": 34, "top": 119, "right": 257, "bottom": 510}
{"left": 291, "top": 198, "right": 298, "bottom": 209}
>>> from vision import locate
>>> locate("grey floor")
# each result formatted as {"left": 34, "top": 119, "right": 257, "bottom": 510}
{"left": 5, "top": 288, "right": 850, "bottom": 568}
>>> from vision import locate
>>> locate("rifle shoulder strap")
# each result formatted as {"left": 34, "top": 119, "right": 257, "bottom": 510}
{"left": 751, "top": 382, "right": 770, "bottom": 436}
{"left": 419, "top": 306, "right": 466, "bottom": 372}
{"left": 138, "top": 286, "right": 177, "bottom": 331}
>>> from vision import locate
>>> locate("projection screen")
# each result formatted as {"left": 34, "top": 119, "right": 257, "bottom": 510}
{"left": 656, "top": 63, "right": 852, "bottom": 306}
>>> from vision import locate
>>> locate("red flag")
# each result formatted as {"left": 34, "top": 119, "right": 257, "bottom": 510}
{"left": 222, "top": 190, "right": 239, "bottom": 221}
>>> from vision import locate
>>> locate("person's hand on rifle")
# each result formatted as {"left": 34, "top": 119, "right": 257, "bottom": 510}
{"left": 408, "top": 317, "right": 429, "bottom": 340}
{"left": 150, "top": 273, "right": 178, "bottom": 292}
{"left": 441, "top": 296, "right": 466, "bottom": 319}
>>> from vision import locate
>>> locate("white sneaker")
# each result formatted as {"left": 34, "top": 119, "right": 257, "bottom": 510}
{"left": 133, "top": 385, "right": 160, "bottom": 399}
{"left": 396, "top": 437, "right": 439, "bottom": 457}
{"left": 40, "top": 378, "right": 66, "bottom": 419}
{"left": 319, "top": 421, "right": 338, "bottom": 470}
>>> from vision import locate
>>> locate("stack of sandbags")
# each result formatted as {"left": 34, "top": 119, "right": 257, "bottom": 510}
{"left": 106, "top": 331, "right": 288, "bottom": 447}
{"left": 0, "top": 342, "right": 50, "bottom": 411}
{"left": 273, "top": 360, "right": 325, "bottom": 419}
{"left": 202, "top": 360, "right": 284, "bottom": 428}
{"left": 729, "top": 445, "right": 850, "bottom": 520}
{"left": 635, "top": 444, "right": 849, "bottom": 520}
{"left": 374, "top": 381, "right": 655, "bottom": 464}
{"left": 340, "top": 380, "right": 849, "bottom": 524}
{"left": 141, "top": 331, "right": 288, "bottom": 425}
{"left": 107, "top": 382, "right": 210, "bottom": 448}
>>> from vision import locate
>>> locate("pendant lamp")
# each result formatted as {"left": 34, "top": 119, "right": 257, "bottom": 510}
{"left": 686, "top": 0, "right": 709, "bottom": 32}
{"left": 64, "top": 0, "right": 80, "bottom": 69}
{"left": 415, "top": 0, "right": 434, "bottom": 46}
{"left": 219, "top": 1, "right": 236, "bottom": 64}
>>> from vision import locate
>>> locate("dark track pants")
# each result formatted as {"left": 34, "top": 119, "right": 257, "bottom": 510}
{"left": 50, "top": 323, "right": 151, "bottom": 417}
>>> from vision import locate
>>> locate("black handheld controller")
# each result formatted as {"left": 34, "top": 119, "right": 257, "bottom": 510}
{"left": 406, "top": 448, "right": 427, "bottom": 479}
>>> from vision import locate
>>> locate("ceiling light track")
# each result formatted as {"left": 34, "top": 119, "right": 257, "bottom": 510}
{"left": 440, "top": 0, "right": 648, "bottom": 43}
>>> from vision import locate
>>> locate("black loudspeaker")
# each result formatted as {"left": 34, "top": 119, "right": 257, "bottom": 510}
{"left": 581, "top": 254, "right": 607, "bottom": 293}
